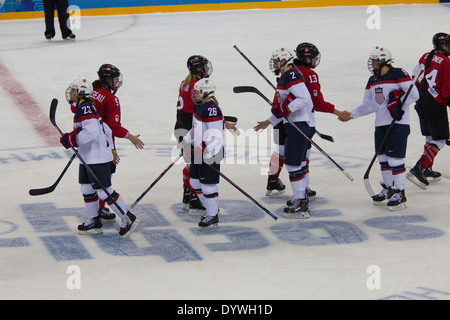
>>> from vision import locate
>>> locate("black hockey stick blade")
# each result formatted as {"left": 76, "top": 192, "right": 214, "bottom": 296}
{"left": 49, "top": 98, "right": 58, "bottom": 128}
{"left": 233, "top": 86, "right": 335, "bottom": 142}
{"left": 224, "top": 116, "right": 238, "bottom": 123}
{"left": 29, "top": 153, "right": 76, "bottom": 196}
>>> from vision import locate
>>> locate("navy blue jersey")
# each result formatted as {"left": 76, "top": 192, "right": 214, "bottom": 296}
{"left": 191, "top": 100, "right": 224, "bottom": 160}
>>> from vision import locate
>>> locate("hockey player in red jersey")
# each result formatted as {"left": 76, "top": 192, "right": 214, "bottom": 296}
{"left": 407, "top": 33, "right": 450, "bottom": 189}
{"left": 61, "top": 79, "right": 139, "bottom": 237}
{"left": 90, "top": 64, "right": 144, "bottom": 220}
{"left": 341, "top": 47, "right": 419, "bottom": 210}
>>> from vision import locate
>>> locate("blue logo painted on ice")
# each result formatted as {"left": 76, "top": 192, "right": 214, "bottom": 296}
{"left": 0, "top": 196, "right": 444, "bottom": 262}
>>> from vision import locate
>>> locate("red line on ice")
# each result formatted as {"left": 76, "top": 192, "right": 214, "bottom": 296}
{"left": 0, "top": 59, "right": 59, "bottom": 146}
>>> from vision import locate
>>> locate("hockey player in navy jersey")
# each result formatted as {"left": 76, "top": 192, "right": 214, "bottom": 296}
{"left": 341, "top": 47, "right": 419, "bottom": 210}
{"left": 256, "top": 43, "right": 349, "bottom": 200}
{"left": 179, "top": 78, "right": 224, "bottom": 228}
{"left": 260, "top": 47, "right": 315, "bottom": 218}
{"left": 60, "top": 79, "right": 140, "bottom": 237}
{"left": 407, "top": 33, "right": 450, "bottom": 189}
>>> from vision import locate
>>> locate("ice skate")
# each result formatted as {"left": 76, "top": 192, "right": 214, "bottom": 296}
{"left": 78, "top": 216, "right": 103, "bottom": 235}
{"left": 306, "top": 187, "right": 316, "bottom": 201}
{"left": 407, "top": 162, "right": 429, "bottom": 189}
{"left": 120, "top": 211, "right": 140, "bottom": 238}
{"left": 98, "top": 207, "right": 116, "bottom": 222}
{"left": 265, "top": 175, "right": 286, "bottom": 196}
{"left": 182, "top": 185, "right": 191, "bottom": 211}
{"left": 283, "top": 198, "right": 309, "bottom": 219}
{"left": 198, "top": 214, "right": 219, "bottom": 230}
{"left": 387, "top": 189, "right": 407, "bottom": 211}
{"left": 423, "top": 166, "right": 441, "bottom": 183}
{"left": 372, "top": 183, "right": 394, "bottom": 206}
{"left": 189, "top": 193, "right": 206, "bottom": 216}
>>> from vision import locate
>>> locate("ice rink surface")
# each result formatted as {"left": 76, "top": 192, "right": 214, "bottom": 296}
{"left": 1, "top": 3, "right": 450, "bottom": 301}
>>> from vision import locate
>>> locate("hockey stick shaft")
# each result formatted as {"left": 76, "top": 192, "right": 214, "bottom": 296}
{"left": 233, "top": 86, "right": 354, "bottom": 181}
{"left": 29, "top": 153, "right": 76, "bottom": 196}
{"left": 207, "top": 163, "right": 278, "bottom": 220}
{"left": 49, "top": 99, "right": 127, "bottom": 217}
{"left": 130, "top": 151, "right": 183, "bottom": 208}
{"left": 233, "top": 45, "right": 334, "bottom": 143}
{"left": 363, "top": 64, "right": 424, "bottom": 196}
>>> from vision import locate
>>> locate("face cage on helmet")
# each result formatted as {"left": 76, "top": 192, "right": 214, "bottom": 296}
{"left": 106, "top": 73, "right": 123, "bottom": 93}
{"left": 310, "top": 52, "right": 321, "bottom": 69}
{"left": 65, "top": 86, "right": 74, "bottom": 104}
{"left": 367, "top": 57, "right": 391, "bottom": 75}
{"left": 269, "top": 59, "right": 282, "bottom": 75}
{"left": 191, "top": 85, "right": 215, "bottom": 104}
{"left": 192, "top": 60, "right": 213, "bottom": 78}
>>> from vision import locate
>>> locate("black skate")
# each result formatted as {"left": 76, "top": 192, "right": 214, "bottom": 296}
{"left": 266, "top": 175, "right": 286, "bottom": 196}
{"left": 120, "top": 211, "right": 140, "bottom": 238}
{"left": 372, "top": 183, "right": 394, "bottom": 206}
{"left": 387, "top": 189, "right": 407, "bottom": 211}
{"left": 283, "top": 198, "right": 309, "bottom": 219}
{"left": 198, "top": 214, "right": 219, "bottom": 230}
{"left": 423, "top": 166, "right": 441, "bottom": 183}
{"left": 182, "top": 185, "right": 191, "bottom": 211}
{"left": 286, "top": 187, "right": 317, "bottom": 206}
{"left": 306, "top": 187, "right": 316, "bottom": 200}
{"left": 98, "top": 207, "right": 116, "bottom": 222}
{"left": 407, "top": 162, "right": 429, "bottom": 189}
{"left": 189, "top": 193, "right": 206, "bottom": 216}
{"left": 78, "top": 216, "right": 103, "bottom": 235}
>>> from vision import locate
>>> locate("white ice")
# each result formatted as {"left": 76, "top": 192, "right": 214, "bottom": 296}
{"left": 1, "top": 4, "right": 450, "bottom": 300}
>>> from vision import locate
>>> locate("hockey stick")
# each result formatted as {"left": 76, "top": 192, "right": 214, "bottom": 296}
{"left": 363, "top": 64, "right": 424, "bottom": 197}
{"left": 207, "top": 164, "right": 278, "bottom": 221}
{"left": 233, "top": 44, "right": 334, "bottom": 143}
{"left": 29, "top": 153, "right": 76, "bottom": 196}
{"left": 49, "top": 98, "right": 129, "bottom": 218}
{"left": 233, "top": 85, "right": 354, "bottom": 181}
{"left": 130, "top": 151, "right": 183, "bottom": 208}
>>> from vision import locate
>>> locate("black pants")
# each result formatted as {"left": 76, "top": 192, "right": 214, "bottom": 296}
{"left": 43, "top": 0, "right": 72, "bottom": 38}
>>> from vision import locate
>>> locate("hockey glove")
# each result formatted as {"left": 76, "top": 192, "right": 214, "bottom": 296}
{"left": 60, "top": 127, "right": 81, "bottom": 149}
{"left": 387, "top": 90, "right": 405, "bottom": 121}
{"left": 271, "top": 94, "right": 295, "bottom": 118}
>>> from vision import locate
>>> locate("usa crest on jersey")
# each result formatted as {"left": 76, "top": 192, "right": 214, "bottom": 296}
{"left": 375, "top": 87, "right": 385, "bottom": 105}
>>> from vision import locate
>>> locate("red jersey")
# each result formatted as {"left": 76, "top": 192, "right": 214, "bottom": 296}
{"left": 413, "top": 51, "right": 450, "bottom": 106}
{"left": 296, "top": 64, "right": 335, "bottom": 113}
{"left": 90, "top": 87, "right": 128, "bottom": 139}
{"left": 177, "top": 79, "right": 198, "bottom": 114}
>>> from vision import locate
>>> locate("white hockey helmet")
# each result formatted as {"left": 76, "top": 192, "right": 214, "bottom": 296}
{"left": 192, "top": 78, "right": 216, "bottom": 103}
{"left": 368, "top": 46, "right": 393, "bottom": 74}
{"left": 65, "top": 78, "right": 93, "bottom": 104}
{"left": 269, "top": 47, "right": 295, "bottom": 75}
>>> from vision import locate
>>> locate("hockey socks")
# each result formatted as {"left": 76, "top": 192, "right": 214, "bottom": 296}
{"left": 420, "top": 143, "right": 439, "bottom": 169}
{"left": 268, "top": 152, "right": 284, "bottom": 178}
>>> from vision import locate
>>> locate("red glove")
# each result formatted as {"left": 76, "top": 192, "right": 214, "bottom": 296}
{"left": 387, "top": 90, "right": 405, "bottom": 121}
{"left": 60, "top": 127, "right": 81, "bottom": 149}
{"left": 271, "top": 94, "right": 295, "bottom": 118}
